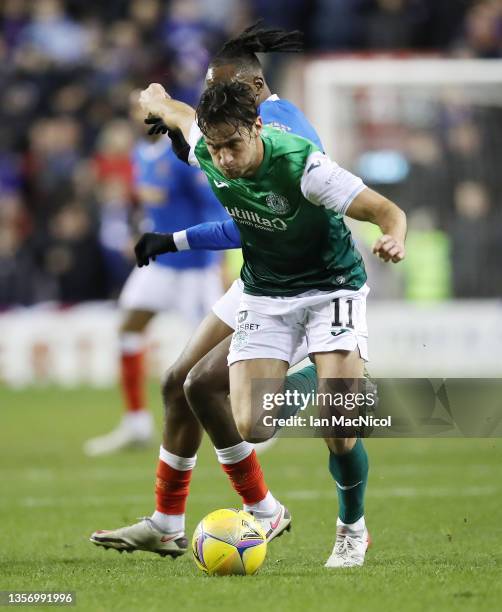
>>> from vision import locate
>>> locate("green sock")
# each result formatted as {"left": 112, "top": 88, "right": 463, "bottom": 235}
{"left": 328, "top": 438, "right": 368, "bottom": 524}
{"left": 280, "top": 364, "right": 317, "bottom": 418}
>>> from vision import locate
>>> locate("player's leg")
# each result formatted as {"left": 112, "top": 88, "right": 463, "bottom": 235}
{"left": 84, "top": 305, "right": 156, "bottom": 456}
{"left": 184, "top": 337, "right": 294, "bottom": 539}
{"left": 154, "top": 310, "right": 232, "bottom": 517}
{"left": 225, "top": 355, "right": 292, "bottom": 538}
{"left": 147, "top": 264, "right": 224, "bottom": 527}
{"left": 307, "top": 289, "right": 370, "bottom": 568}
{"left": 90, "top": 309, "right": 234, "bottom": 556}
{"left": 314, "top": 351, "right": 370, "bottom": 568}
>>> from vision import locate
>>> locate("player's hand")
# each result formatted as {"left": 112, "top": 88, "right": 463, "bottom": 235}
{"left": 139, "top": 83, "right": 171, "bottom": 119}
{"left": 144, "top": 116, "right": 168, "bottom": 135}
{"left": 372, "top": 234, "right": 405, "bottom": 263}
{"left": 134, "top": 232, "right": 177, "bottom": 267}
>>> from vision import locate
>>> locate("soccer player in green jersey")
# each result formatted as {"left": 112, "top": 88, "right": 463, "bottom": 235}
{"left": 138, "top": 79, "right": 406, "bottom": 568}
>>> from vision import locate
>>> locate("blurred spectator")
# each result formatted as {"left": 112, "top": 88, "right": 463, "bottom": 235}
{"left": 1, "top": 0, "right": 29, "bottom": 56}
{"left": 44, "top": 202, "right": 106, "bottom": 302}
{"left": 26, "top": 116, "right": 82, "bottom": 221}
{"left": 97, "top": 178, "right": 134, "bottom": 296}
{"left": 309, "top": 0, "right": 364, "bottom": 51}
{"left": 160, "top": 0, "right": 223, "bottom": 104}
{"left": 15, "top": 0, "right": 92, "bottom": 70}
{"left": 401, "top": 130, "right": 451, "bottom": 228}
{"left": 363, "top": 0, "right": 429, "bottom": 50}
{"left": 454, "top": 0, "right": 502, "bottom": 58}
{"left": 450, "top": 181, "right": 501, "bottom": 297}
{"left": 93, "top": 120, "right": 134, "bottom": 191}
{"left": 401, "top": 207, "right": 451, "bottom": 301}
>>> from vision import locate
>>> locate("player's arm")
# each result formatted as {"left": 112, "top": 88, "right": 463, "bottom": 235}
{"left": 134, "top": 220, "right": 241, "bottom": 267}
{"left": 344, "top": 188, "right": 406, "bottom": 263}
{"left": 301, "top": 151, "right": 406, "bottom": 263}
{"left": 139, "top": 83, "right": 195, "bottom": 142}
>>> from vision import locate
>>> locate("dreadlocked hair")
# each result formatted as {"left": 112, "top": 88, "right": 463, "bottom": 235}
{"left": 212, "top": 20, "right": 303, "bottom": 69}
{"left": 196, "top": 81, "right": 258, "bottom": 137}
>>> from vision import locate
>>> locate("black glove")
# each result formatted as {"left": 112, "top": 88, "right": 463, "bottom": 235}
{"left": 144, "top": 116, "right": 168, "bottom": 135}
{"left": 134, "top": 232, "right": 177, "bottom": 267}
{"left": 144, "top": 118, "right": 190, "bottom": 164}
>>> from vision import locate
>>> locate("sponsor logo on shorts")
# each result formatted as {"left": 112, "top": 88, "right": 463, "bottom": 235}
{"left": 237, "top": 310, "right": 248, "bottom": 323}
{"left": 237, "top": 323, "right": 260, "bottom": 331}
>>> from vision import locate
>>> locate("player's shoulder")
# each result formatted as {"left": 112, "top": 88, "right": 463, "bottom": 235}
{"left": 260, "top": 96, "right": 305, "bottom": 129}
{"left": 260, "top": 95, "right": 299, "bottom": 114}
{"left": 263, "top": 126, "right": 319, "bottom": 167}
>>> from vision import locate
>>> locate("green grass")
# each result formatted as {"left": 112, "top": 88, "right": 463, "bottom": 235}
{"left": 1, "top": 385, "right": 501, "bottom": 611}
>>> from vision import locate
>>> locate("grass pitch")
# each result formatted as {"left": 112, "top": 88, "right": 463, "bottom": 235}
{"left": 1, "top": 385, "right": 501, "bottom": 611}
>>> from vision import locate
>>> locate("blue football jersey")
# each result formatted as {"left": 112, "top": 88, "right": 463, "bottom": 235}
{"left": 132, "top": 138, "right": 228, "bottom": 269}
{"left": 258, "top": 94, "right": 324, "bottom": 151}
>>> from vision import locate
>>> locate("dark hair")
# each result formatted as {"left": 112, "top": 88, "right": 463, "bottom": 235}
{"left": 196, "top": 81, "right": 258, "bottom": 136}
{"left": 210, "top": 20, "right": 304, "bottom": 73}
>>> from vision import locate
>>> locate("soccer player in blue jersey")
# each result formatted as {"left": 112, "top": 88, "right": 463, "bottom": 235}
{"left": 84, "top": 93, "right": 228, "bottom": 457}
{"left": 90, "top": 24, "right": 378, "bottom": 568}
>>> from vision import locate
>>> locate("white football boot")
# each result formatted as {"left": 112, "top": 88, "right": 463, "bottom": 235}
{"left": 250, "top": 503, "right": 291, "bottom": 542}
{"left": 90, "top": 517, "right": 187, "bottom": 557}
{"left": 83, "top": 411, "right": 154, "bottom": 456}
{"left": 325, "top": 519, "right": 371, "bottom": 568}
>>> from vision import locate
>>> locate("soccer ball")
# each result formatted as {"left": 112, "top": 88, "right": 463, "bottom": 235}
{"left": 192, "top": 508, "right": 267, "bottom": 576}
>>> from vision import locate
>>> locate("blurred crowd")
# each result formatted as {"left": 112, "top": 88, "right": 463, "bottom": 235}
{"left": 1, "top": 0, "right": 501, "bottom": 307}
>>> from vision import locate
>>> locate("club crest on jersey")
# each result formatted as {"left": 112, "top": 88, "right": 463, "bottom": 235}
{"left": 265, "top": 193, "right": 290, "bottom": 215}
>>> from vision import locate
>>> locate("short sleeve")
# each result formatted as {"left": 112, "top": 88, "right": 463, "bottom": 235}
{"left": 188, "top": 121, "right": 203, "bottom": 167}
{"left": 300, "top": 151, "right": 366, "bottom": 215}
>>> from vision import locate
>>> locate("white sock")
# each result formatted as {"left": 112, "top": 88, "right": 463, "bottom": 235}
{"left": 151, "top": 447, "right": 197, "bottom": 533}
{"left": 244, "top": 491, "right": 279, "bottom": 517}
{"left": 337, "top": 516, "right": 366, "bottom": 532}
{"left": 214, "top": 441, "right": 253, "bottom": 465}
{"left": 151, "top": 511, "right": 184, "bottom": 533}
{"left": 159, "top": 446, "right": 197, "bottom": 471}
{"left": 120, "top": 332, "right": 144, "bottom": 354}
{"left": 123, "top": 410, "right": 152, "bottom": 428}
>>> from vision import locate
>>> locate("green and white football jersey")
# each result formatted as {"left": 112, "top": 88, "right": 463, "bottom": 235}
{"left": 189, "top": 125, "right": 367, "bottom": 297}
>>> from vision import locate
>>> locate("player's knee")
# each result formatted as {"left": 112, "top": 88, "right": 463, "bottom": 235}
{"left": 183, "top": 366, "right": 212, "bottom": 419}
{"left": 161, "top": 364, "right": 188, "bottom": 407}
{"left": 233, "top": 415, "right": 263, "bottom": 444}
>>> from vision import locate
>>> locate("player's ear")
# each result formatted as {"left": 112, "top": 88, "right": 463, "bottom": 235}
{"left": 253, "top": 76, "right": 264, "bottom": 93}
{"left": 254, "top": 116, "right": 263, "bottom": 135}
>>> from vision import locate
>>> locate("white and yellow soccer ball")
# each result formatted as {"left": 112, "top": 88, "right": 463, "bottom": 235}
{"left": 192, "top": 508, "right": 267, "bottom": 576}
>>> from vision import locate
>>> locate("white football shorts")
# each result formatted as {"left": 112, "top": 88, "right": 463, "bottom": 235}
{"left": 119, "top": 262, "right": 223, "bottom": 325}
{"left": 227, "top": 284, "right": 369, "bottom": 366}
